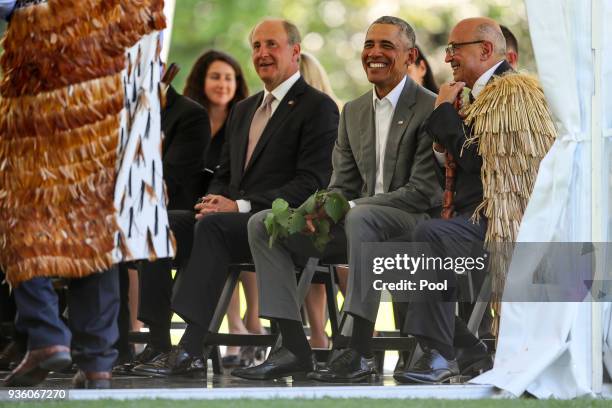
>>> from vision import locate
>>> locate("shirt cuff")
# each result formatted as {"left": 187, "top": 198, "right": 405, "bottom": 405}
{"left": 433, "top": 149, "right": 446, "bottom": 167}
{"left": 349, "top": 200, "right": 356, "bottom": 208}
{"left": 236, "top": 199, "right": 251, "bottom": 213}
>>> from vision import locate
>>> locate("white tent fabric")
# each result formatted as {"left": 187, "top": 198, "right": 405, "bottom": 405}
{"left": 472, "top": 0, "right": 612, "bottom": 398}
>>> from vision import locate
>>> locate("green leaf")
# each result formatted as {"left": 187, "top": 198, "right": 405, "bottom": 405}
{"left": 268, "top": 224, "right": 279, "bottom": 248}
{"left": 288, "top": 212, "right": 306, "bottom": 234}
{"left": 313, "top": 233, "right": 331, "bottom": 252}
{"left": 264, "top": 212, "right": 276, "bottom": 234}
{"left": 298, "top": 193, "right": 317, "bottom": 214}
{"left": 324, "top": 194, "right": 348, "bottom": 223}
{"left": 271, "top": 199, "right": 289, "bottom": 216}
{"left": 316, "top": 218, "right": 330, "bottom": 235}
{"left": 275, "top": 210, "right": 291, "bottom": 228}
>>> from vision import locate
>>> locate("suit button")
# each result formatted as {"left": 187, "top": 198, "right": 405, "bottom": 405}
{"left": 239, "top": 190, "right": 245, "bottom": 195}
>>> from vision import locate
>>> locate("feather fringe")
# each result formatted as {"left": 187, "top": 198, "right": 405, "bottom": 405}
{"left": 0, "top": 0, "right": 165, "bottom": 287}
{"left": 0, "top": 0, "right": 165, "bottom": 96}
{"left": 462, "top": 72, "right": 557, "bottom": 331}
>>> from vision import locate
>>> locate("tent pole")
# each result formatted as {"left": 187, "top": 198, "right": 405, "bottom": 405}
{"left": 591, "top": 0, "right": 604, "bottom": 396}
{"left": 161, "top": 0, "right": 176, "bottom": 62}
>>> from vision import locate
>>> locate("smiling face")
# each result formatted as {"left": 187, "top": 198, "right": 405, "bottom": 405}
{"left": 250, "top": 20, "right": 300, "bottom": 91}
{"left": 204, "top": 60, "right": 237, "bottom": 109}
{"left": 444, "top": 20, "right": 488, "bottom": 88}
{"left": 361, "top": 23, "right": 416, "bottom": 97}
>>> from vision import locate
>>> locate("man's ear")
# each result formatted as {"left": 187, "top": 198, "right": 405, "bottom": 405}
{"left": 506, "top": 50, "right": 519, "bottom": 68}
{"left": 481, "top": 41, "right": 494, "bottom": 60}
{"left": 293, "top": 43, "right": 301, "bottom": 62}
{"left": 406, "top": 47, "right": 418, "bottom": 67}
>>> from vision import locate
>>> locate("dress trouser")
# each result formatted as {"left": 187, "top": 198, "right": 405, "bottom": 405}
{"left": 403, "top": 214, "right": 487, "bottom": 349}
{"left": 171, "top": 212, "right": 254, "bottom": 355}
{"left": 13, "top": 267, "right": 119, "bottom": 372}
{"left": 249, "top": 204, "right": 427, "bottom": 324}
{"left": 137, "top": 210, "right": 195, "bottom": 349}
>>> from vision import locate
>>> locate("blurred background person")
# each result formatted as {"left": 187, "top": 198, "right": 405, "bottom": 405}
{"left": 500, "top": 25, "right": 519, "bottom": 69}
{"left": 298, "top": 51, "right": 342, "bottom": 350}
{"left": 183, "top": 50, "right": 262, "bottom": 368}
{"left": 406, "top": 45, "right": 439, "bottom": 93}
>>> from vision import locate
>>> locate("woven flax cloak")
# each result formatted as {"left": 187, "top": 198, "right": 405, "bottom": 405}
{"left": 462, "top": 72, "right": 557, "bottom": 301}
{"left": 0, "top": 0, "right": 175, "bottom": 287}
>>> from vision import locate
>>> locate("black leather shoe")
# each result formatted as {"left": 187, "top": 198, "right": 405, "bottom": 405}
{"left": 113, "top": 345, "right": 168, "bottom": 375}
{"left": 231, "top": 347, "right": 313, "bottom": 381}
{"left": 307, "top": 348, "right": 378, "bottom": 383}
{"left": 393, "top": 349, "right": 414, "bottom": 375}
{"left": 456, "top": 340, "right": 493, "bottom": 376}
{"left": 394, "top": 348, "right": 459, "bottom": 384}
{"left": 131, "top": 346, "right": 205, "bottom": 378}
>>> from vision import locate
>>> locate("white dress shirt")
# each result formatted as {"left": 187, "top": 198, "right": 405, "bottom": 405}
{"left": 349, "top": 76, "right": 406, "bottom": 208}
{"left": 434, "top": 60, "right": 505, "bottom": 166}
{"left": 373, "top": 75, "right": 406, "bottom": 194}
{"left": 236, "top": 71, "right": 302, "bottom": 213}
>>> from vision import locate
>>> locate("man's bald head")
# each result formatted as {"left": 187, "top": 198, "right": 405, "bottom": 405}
{"left": 446, "top": 17, "right": 506, "bottom": 87}
{"left": 454, "top": 18, "right": 506, "bottom": 57}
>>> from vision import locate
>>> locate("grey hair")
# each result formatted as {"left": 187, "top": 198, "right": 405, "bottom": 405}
{"left": 249, "top": 18, "right": 302, "bottom": 45}
{"left": 282, "top": 20, "right": 301, "bottom": 45}
{"left": 476, "top": 23, "right": 506, "bottom": 57}
{"left": 370, "top": 16, "right": 416, "bottom": 49}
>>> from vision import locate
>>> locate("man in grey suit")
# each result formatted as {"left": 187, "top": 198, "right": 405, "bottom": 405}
{"left": 232, "top": 16, "right": 441, "bottom": 382}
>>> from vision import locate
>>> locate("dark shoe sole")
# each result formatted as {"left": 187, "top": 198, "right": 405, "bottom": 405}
{"left": 4, "top": 352, "right": 72, "bottom": 387}
{"left": 308, "top": 372, "right": 379, "bottom": 383}
{"left": 460, "top": 355, "right": 493, "bottom": 378}
{"left": 130, "top": 368, "right": 170, "bottom": 378}
{"left": 232, "top": 370, "right": 308, "bottom": 381}
{"left": 394, "top": 372, "right": 461, "bottom": 385}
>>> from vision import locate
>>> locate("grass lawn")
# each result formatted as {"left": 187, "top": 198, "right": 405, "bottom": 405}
{"left": 5, "top": 399, "right": 609, "bottom": 408}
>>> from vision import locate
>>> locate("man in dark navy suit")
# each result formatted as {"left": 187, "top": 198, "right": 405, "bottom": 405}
{"left": 134, "top": 18, "right": 338, "bottom": 377}
{"left": 393, "top": 17, "right": 514, "bottom": 385}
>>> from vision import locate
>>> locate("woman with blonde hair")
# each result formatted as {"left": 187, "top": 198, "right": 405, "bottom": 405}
{"left": 300, "top": 51, "right": 342, "bottom": 108}
{"left": 299, "top": 51, "right": 343, "bottom": 349}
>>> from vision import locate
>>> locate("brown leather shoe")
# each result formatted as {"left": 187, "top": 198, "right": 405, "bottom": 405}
{"left": 4, "top": 345, "right": 71, "bottom": 387}
{"left": 72, "top": 370, "right": 111, "bottom": 389}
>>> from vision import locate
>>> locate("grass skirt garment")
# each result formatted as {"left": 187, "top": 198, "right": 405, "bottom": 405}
{"left": 0, "top": 0, "right": 175, "bottom": 287}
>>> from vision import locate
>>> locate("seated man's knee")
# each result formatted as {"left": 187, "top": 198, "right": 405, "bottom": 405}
{"left": 247, "top": 209, "right": 270, "bottom": 239}
{"left": 194, "top": 213, "right": 223, "bottom": 237}
{"left": 344, "top": 204, "right": 374, "bottom": 229}
{"left": 412, "top": 219, "right": 442, "bottom": 242}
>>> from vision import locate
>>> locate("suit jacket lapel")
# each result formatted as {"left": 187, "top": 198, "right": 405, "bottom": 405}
{"left": 243, "top": 78, "right": 306, "bottom": 174}
{"left": 383, "top": 79, "right": 416, "bottom": 192}
{"left": 237, "top": 92, "right": 263, "bottom": 177}
{"left": 161, "top": 86, "right": 179, "bottom": 158}
{"left": 493, "top": 60, "right": 513, "bottom": 77}
{"left": 359, "top": 93, "right": 377, "bottom": 196}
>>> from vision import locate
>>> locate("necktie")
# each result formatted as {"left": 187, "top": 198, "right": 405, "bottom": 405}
{"left": 245, "top": 93, "right": 275, "bottom": 168}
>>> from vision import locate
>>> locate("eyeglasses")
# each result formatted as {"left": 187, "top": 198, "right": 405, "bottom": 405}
{"left": 445, "top": 40, "right": 485, "bottom": 56}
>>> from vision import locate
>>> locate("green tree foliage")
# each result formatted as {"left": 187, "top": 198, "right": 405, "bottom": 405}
{"left": 167, "top": 0, "right": 535, "bottom": 102}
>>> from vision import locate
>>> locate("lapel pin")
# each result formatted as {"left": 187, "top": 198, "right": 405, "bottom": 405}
{"left": 288, "top": 100, "right": 295, "bottom": 105}
{"left": 398, "top": 120, "right": 404, "bottom": 125}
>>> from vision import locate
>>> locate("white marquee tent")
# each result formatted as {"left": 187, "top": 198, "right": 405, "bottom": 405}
{"left": 161, "top": 0, "right": 611, "bottom": 399}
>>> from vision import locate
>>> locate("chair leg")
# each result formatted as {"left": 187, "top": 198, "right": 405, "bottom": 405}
{"left": 325, "top": 265, "right": 340, "bottom": 340}
{"left": 210, "top": 346, "right": 222, "bottom": 375}
{"left": 467, "top": 274, "right": 492, "bottom": 335}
